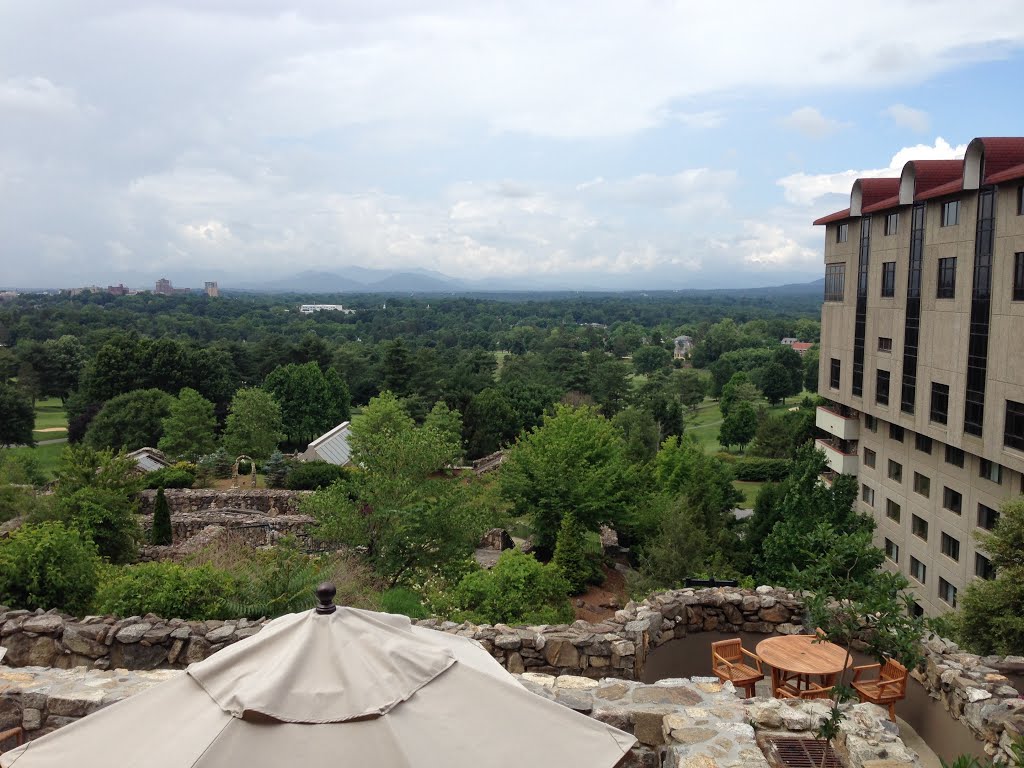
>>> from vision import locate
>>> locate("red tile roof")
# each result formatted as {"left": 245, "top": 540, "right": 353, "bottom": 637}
{"left": 856, "top": 178, "right": 900, "bottom": 209}
{"left": 906, "top": 159, "right": 963, "bottom": 199}
{"left": 973, "top": 138, "right": 1024, "bottom": 182}
{"left": 987, "top": 161, "right": 1024, "bottom": 185}
{"left": 791, "top": 342, "right": 814, "bottom": 353}
{"left": 862, "top": 194, "right": 901, "bottom": 214}
{"left": 812, "top": 208, "right": 851, "bottom": 226}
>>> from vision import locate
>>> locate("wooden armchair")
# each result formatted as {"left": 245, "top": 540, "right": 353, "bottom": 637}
{"left": 851, "top": 658, "right": 908, "bottom": 721}
{"left": 711, "top": 638, "right": 764, "bottom": 698}
{"left": 0, "top": 726, "right": 24, "bottom": 755}
{"left": 776, "top": 682, "right": 834, "bottom": 700}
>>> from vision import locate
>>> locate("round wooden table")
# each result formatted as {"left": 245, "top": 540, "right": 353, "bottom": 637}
{"left": 755, "top": 635, "right": 850, "bottom": 697}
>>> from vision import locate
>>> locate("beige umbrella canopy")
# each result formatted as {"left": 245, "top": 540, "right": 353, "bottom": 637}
{"left": 1, "top": 584, "right": 636, "bottom": 767}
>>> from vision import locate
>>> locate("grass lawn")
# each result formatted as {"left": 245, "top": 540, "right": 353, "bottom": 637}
{"left": 732, "top": 481, "right": 765, "bottom": 509}
{"left": 685, "top": 391, "right": 813, "bottom": 455}
{"left": 33, "top": 397, "right": 67, "bottom": 434}
{"left": 5, "top": 442, "right": 66, "bottom": 481}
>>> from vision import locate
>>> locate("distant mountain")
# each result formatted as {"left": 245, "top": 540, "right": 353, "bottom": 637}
{"left": 363, "top": 272, "right": 468, "bottom": 292}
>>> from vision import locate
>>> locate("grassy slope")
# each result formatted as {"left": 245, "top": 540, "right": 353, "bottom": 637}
{"left": 6, "top": 442, "right": 65, "bottom": 480}
{"left": 32, "top": 397, "right": 68, "bottom": 433}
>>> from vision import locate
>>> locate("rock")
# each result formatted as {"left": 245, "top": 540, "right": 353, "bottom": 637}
{"left": 506, "top": 652, "right": 525, "bottom": 674}
{"left": 543, "top": 638, "right": 580, "bottom": 668}
{"left": 21, "top": 708, "right": 41, "bottom": 730}
{"left": 61, "top": 625, "right": 108, "bottom": 658}
{"left": 22, "top": 615, "right": 64, "bottom": 634}
{"left": 495, "top": 634, "right": 521, "bottom": 650}
{"left": 2, "top": 634, "right": 58, "bottom": 667}
{"left": 114, "top": 623, "right": 153, "bottom": 644}
{"left": 758, "top": 604, "right": 791, "bottom": 623}
{"left": 110, "top": 641, "right": 166, "bottom": 670}
{"left": 631, "top": 709, "right": 671, "bottom": 746}
{"left": 205, "top": 625, "right": 236, "bottom": 644}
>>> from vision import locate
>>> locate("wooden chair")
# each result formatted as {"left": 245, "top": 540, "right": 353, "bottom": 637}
{"left": 851, "top": 658, "right": 908, "bottom": 721}
{"left": 776, "top": 682, "right": 834, "bottom": 700}
{"left": 711, "top": 638, "right": 764, "bottom": 698}
{"left": 0, "top": 726, "right": 24, "bottom": 755}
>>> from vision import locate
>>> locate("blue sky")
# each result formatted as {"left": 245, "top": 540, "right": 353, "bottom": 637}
{"left": 3, "top": 1, "right": 1024, "bottom": 290}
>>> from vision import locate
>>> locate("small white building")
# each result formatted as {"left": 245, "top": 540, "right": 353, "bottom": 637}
{"left": 299, "top": 304, "right": 356, "bottom": 315}
{"left": 301, "top": 421, "right": 353, "bottom": 466}
{"left": 125, "top": 447, "right": 172, "bottom": 473}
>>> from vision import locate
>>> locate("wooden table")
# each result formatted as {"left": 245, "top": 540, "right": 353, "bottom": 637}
{"left": 755, "top": 635, "right": 850, "bottom": 697}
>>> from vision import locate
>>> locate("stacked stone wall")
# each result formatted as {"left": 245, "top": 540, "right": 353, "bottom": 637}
{"left": 137, "top": 489, "right": 311, "bottom": 518}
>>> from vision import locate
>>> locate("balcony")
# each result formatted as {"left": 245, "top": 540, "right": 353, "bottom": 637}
{"left": 817, "top": 437, "right": 859, "bottom": 475}
{"left": 816, "top": 405, "right": 860, "bottom": 441}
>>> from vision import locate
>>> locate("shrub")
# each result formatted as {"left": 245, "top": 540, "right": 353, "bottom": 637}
{"left": 93, "top": 561, "right": 234, "bottom": 619}
{"left": 0, "top": 522, "right": 101, "bottom": 614}
{"left": 198, "top": 448, "right": 233, "bottom": 479}
{"left": 144, "top": 467, "right": 196, "bottom": 489}
{"left": 380, "top": 587, "right": 428, "bottom": 619}
{"left": 151, "top": 487, "right": 172, "bottom": 546}
{"left": 285, "top": 461, "right": 351, "bottom": 490}
{"left": 732, "top": 457, "right": 791, "bottom": 482}
{"left": 263, "top": 451, "right": 290, "bottom": 489}
{"left": 55, "top": 486, "right": 140, "bottom": 564}
{"left": 553, "top": 512, "right": 590, "bottom": 594}
{"left": 438, "top": 550, "right": 574, "bottom": 626}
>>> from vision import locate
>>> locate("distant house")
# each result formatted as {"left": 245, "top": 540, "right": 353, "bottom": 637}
{"left": 301, "top": 421, "right": 353, "bottom": 466}
{"left": 125, "top": 447, "right": 172, "bottom": 473}
{"left": 673, "top": 335, "right": 694, "bottom": 360}
{"left": 791, "top": 342, "right": 814, "bottom": 356}
{"left": 780, "top": 337, "right": 798, "bottom": 346}
{"left": 299, "top": 304, "right": 356, "bottom": 315}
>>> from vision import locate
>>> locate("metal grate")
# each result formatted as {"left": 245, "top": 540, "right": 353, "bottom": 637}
{"left": 768, "top": 737, "right": 842, "bottom": 768}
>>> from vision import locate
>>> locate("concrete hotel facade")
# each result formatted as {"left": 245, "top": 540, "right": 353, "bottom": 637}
{"left": 814, "top": 137, "right": 1024, "bottom": 616}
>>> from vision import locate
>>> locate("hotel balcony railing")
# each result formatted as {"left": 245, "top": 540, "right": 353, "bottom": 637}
{"left": 816, "top": 437, "right": 859, "bottom": 476}
{"left": 816, "top": 404, "right": 860, "bottom": 442}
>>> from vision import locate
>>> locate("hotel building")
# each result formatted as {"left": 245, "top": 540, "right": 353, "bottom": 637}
{"left": 814, "top": 137, "right": 1024, "bottom": 615}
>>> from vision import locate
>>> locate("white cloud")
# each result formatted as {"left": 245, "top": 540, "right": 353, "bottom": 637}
{"left": 781, "top": 107, "right": 847, "bottom": 139}
{"left": 883, "top": 104, "right": 930, "bottom": 133}
{"left": 777, "top": 137, "right": 968, "bottom": 206}
{"left": 0, "top": 77, "right": 83, "bottom": 115}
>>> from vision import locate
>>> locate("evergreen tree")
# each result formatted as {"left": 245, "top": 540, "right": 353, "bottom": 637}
{"left": 553, "top": 512, "right": 589, "bottom": 594}
{"left": 0, "top": 382, "right": 34, "bottom": 447}
{"left": 263, "top": 451, "right": 290, "bottom": 488}
{"left": 151, "top": 487, "right": 172, "bottom": 546}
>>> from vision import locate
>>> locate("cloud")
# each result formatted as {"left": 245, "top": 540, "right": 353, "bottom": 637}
{"left": 777, "top": 137, "right": 968, "bottom": 205}
{"left": 0, "top": 77, "right": 84, "bottom": 115}
{"left": 883, "top": 104, "right": 930, "bottom": 133}
{"left": 781, "top": 107, "right": 847, "bottom": 139}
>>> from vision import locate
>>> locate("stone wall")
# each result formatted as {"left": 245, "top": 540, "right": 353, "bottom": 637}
{"left": 137, "top": 489, "right": 311, "bottom": 518}
{"left": 0, "top": 667, "right": 918, "bottom": 768}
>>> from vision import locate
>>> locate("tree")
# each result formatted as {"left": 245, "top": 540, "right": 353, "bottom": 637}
{"left": 158, "top": 388, "right": 217, "bottom": 461}
{"left": 612, "top": 406, "right": 661, "bottom": 464}
{"left": 498, "top": 405, "right": 636, "bottom": 555}
{"left": 54, "top": 444, "right": 142, "bottom": 499}
{"left": 55, "top": 485, "right": 140, "bottom": 564}
{"left": 0, "top": 382, "right": 34, "bottom": 447}
{"left": 0, "top": 522, "right": 101, "bottom": 614}
{"left": 553, "top": 512, "right": 592, "bottom": 594}
{"left": 40, "top": 335, "right": 85, "bottom": 402}
{"left": 719, "top": 400, "right": 757, "bottom": 452}
{"left": 151, "top": 487, "right": 172, "bottom": 545}
{"left": 223, "top": 388, "right": 285, "bottom": 460}
{"left": 677, "top": 369, "right": 706, "bottom": 412}
{"left": 803, "top": 347, "right": 820, "bottom": 393}
{"left": 264, "top": 362, "right": 351, "bottom": 449}
{"left": 463, "top": 388, "right": 518, "bottom": 459}
{"left": 424, "top": 400, "right": 464, "bottom": 461}
{"left": 771, "top": 346, "right": 805, "bottom": 399}
{"left": 85, "top": 388, "right": 173, "bottom": 452}
{"left": 719, "top": 372, "right": 759, "bottom": 418}
{"left": 758, "top": 361, "right": 796, "bottom": 405}
{"left": 632, "top": 345, "right": 672, "bottom": 376}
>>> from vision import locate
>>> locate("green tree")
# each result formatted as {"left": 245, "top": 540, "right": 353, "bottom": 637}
{"left": 677, "top": 368, "right": 706, "bottom": 412}
{"left": 612, "top": 406, "right": 661, "bottom": 464}
{"left": 0, "top": 522, "right": 101, "bottom": 614}
{"left": 719, "top": 400, "right": 757, "bottom": 452}
{"left": 771, "top": 346, "right": 805, "bottom": 399}
{"left": 552, "top": 512, "right": 590, "bottom": 594}
{"left": 40, "top": 335, "right": 85, "bottom": 402}
{"left": 264, "top": 362, "right": 351, "bottom": 448}
{"left": 498, "top": 405, "right": 636, "bottom": 555}
{"left": 0, "top": 382, "right": 34, "bottom": 447}
{"left": 158, "top": 388, "right": 217, "bottom": 461}
{"left": 262, "top": 451, "right": 289, "bottom": 488}
{"left": 803, "top": 347, "right": 820, "bottom": 393}
{"left": 757, "top": 361, "right": 795, "bottom": 405}
{"left": 632, "top": 345, "right": 672, "bottom": 376}
{"left": 463, "top": 388, "right": 518, "bottom": 459}
{"left": 55, "top": 486, "right": 140, "bottom": 564}
{"left": 85, "top": 388, "right": 173, "bottom": 452}
{"left": 54, "top": 444, "right": 142, "bottom": 498}
{"left": 719, "top": 372, "right": 759, "bottom": 418}
{"left": 424, "top": 400, "right": 465, "bottom": 462}
{"left": 223, "top": 388, "right": 285, "bottom": 460}
{"left": 151, "top": 487, "right": 172, "bottom": 545}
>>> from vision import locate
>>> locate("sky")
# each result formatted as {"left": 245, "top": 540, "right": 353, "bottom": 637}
{"left": 3, "top": 1, "right": 1024, "bottom": 291}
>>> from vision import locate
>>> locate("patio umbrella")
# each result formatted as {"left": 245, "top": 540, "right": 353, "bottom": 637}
{"left": 1, "top": 584, "right": 636, "bottom": 767}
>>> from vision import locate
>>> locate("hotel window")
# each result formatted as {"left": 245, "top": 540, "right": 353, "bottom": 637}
{"left": 914, "top": 433, "right": 932, "bottom": 454}
{"left": 913, "top": 472, "right": 931, "bottom": 498}
{"left": 945, "top": 445, "right": 965, "bottom": 467}
{"left": 939, "top": 578, "right": 958, "bottom": 607}
{"left": 863, "top": 447, "right": 876, "bottom": 468}
{"left": 828, "top": 359, "right": 841, "bottom": 390}
{"left": 910, "top": 557, "right": 927, "bottom": 584}
{"left": 876, "top": 369, "right": 890, "bottom": 405}
{"left": 861, "top": 484, "right": 875, "bottom": 506}
{"left": 889, "top": 424, "right": 904, "bottom": 442}
{"left": 885, "top": 213, "right": 899, "bottom": 236}
{"left": 1005, "top": 400, "right": 1024, "bottom": 451}
{"left": 888, "top": 460, "right": 903, "bottom": 482}
{"left": 912, "top": 514, "right": 929, "bottom": 540}
{"left": 886, "top": 499, "right": 901, "bottom": 522}
{"left": 911, "top": 602, "right": 924, "bottom": 617}
{"left": 978, "top": 503, "right": 1000, "bottom": 531}
{"left": 865, "top": 415, "right": 878, "bottom": 432}
{"left": 930, "top": 383, "right": 949, "bottom": 425}
{"left": 942, "top": 487, "right": 962, "bottom": 515}
{"left": 941, "top": 200, "right": 960, "bottom": 227}
{"left": 884, "top": 538, "right": 899, "bottom": 563}
{"left": 975, "top": 554, "right": 996, "bottom": 580}
{"left": 825, "top": 264, "right": 846, "bottom": 301}
{"left": 937, "top": 257, "right": 957, "bottom": 299}
{"left": 836, "top": 223, "right": 849, "bottom": 243}
{"left": 980, "top": 459, "right": 1003, "bottom": 484}
{"left": 940, "top": 532, "right": 960, "bottom": 561}
{"left": 878, "top": 337, "right": 892, "bottom": 353}
{"left": 881, "top": 261, "right": 896, "bottom": 297}
{"left": 1018, "top": 185, "right": 1024, "bottom": 216}
{"left": 1015, "top": 253, "right": 1024, "bottom": 301}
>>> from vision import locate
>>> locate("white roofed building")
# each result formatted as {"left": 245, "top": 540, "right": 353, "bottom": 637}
{"left": 301, "top": 421, "right": 353, "bottom": 466}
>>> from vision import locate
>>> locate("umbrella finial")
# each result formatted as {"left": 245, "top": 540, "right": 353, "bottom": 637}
{"left": 315, "top": 582, "right": 337, "bottom": 614}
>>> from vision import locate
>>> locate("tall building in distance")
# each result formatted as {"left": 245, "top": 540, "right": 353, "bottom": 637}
{"left": 154, "top": 277, "right": 173, "bottom": 295}
{"left": 814, "top": 137, "right": 1024, "bottom": 616}
{"left": 204, "top": 281, "right": 219, "bottom": 298}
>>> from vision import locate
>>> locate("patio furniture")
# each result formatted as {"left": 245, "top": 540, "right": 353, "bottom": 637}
{"left": 851, "top": 658, "right": 908, "bottom": 721}
{"left": 755, "top": 634, "right": 850, "bottom": 698}
{"left": 710, "top": 638, "right": 764, "bottom": 697}
{"left": 776, "top": 683, "right": 834, "bottom": 700}
{"left": 0, "top": 727, "right": 23, "bottom": 755}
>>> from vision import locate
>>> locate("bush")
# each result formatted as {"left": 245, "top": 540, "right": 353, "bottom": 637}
{"left": 285, "top": 461, "right": 351, "bottom": 490}
{"left": 380, "top": 587, "right": 428, "bottom": 619}
{"left": 198, "top": 448, "right": 233, "bottom": 480}
{"left": 55, "top": 486, "right": 140, "bottom": 564}
{"left": 93, "top": 561, "right": 234, "bottom": 620}
{"left": 553, "top": 512, "right": 593, "bottom": 595}
{"left": 437, "top": 550, "right": 573, "bottom": 626}
{"left": 151, "top": 487, "right": 172, "bottom": 546}
{"left": 144, "top": 467, "right": 196, "bottom": 489}
{"left": 0, "top": 522, "right": 101, "bottom": 614}
{"left": 263, "top": 452, "right": 290, "bottom": 489}
{"left": 732, "top": 457, "right": 791, "bottom": 482}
